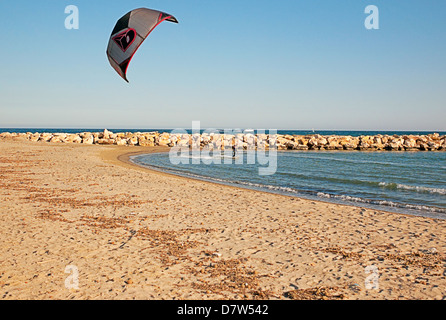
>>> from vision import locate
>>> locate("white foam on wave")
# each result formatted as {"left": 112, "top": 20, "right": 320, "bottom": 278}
{"left": 225, "top": 180, "right": 446, "bottom": 215}
{"left": 314, "top": 191, "right": 446, "bottom": 214}
{"left": 378, "top": 182, "right": 446, "bottom": 195}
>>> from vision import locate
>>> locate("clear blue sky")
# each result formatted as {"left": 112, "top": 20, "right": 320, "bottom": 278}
{"left": 0, "top": 0, "right": 445, "bottom": 130}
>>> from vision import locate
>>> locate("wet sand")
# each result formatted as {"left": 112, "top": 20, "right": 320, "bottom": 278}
{"left": 0, "top": 139, "right": 445, "bottom": 300}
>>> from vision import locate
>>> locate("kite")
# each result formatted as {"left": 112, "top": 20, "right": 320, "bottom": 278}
{"left": 106, "top": 8, "right": 178, "bottom": 82}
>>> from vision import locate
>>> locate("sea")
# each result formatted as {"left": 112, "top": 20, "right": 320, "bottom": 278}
{"left": 4, "top": 128, "right": 445, "bottom": 219}
{"left": 2, "top": 128, "right": 445, "bottom": 137}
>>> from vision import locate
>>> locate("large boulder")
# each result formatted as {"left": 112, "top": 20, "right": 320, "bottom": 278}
{"left": 116, "top": 138, "right": 128, "bottom": 146}
{"left": 96, "top": 138, "right": 115, "bottom": 145}
{"left": 82, "top": 136, "right": 94, "bottom": 144}
{"left": 138, "top": 136, "right": 155, "bottom": 147}
{"left": 100, "top": 129, "right": 112, "bottom": 139}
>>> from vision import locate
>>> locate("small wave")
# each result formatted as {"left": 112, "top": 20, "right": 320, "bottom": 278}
{"left": 315, "top": 191, "right": 446, "bottom": 214}
{"left": 378, "top": 182, "right": 446, "bottom": 195}
{"left": 241, "top": 183, "right": 446, "bottom": 214}
{"left": 194, "top": 178, "right": 446, "bottom": 215}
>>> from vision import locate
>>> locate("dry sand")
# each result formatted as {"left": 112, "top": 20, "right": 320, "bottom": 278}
{"left": 0, "top": 139, "right": 445, "bottom": 300}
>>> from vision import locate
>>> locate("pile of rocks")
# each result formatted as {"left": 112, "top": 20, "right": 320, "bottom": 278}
{"left": 1, "top": 129, "right": 445, "bottom": 151}
{"left": 276, "top": 133, "right": 446, "bottom": 151}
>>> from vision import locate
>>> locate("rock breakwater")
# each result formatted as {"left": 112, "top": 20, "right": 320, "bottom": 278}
{"left": 1, "top": 130, "right": 445, "bottom": 151}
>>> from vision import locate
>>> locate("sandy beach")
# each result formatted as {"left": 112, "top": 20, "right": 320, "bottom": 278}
{"left": 0, "top": 139, "right": 445, "bottom": 300}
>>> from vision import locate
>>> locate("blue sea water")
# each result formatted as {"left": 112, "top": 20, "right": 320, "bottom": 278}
{"left": 1, "top": 128, "right": 445, "bottom": 137}
{"left": 132, "top": 150, "right": 446, "bottom": 219}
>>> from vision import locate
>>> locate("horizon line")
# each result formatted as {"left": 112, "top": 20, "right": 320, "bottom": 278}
{"left": 1, "top": 127, "right": 445, "bottom": 133}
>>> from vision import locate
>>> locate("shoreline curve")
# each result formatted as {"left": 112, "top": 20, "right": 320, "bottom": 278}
{"left": 100, "top": 146, "right": 443, "bottom": 221}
